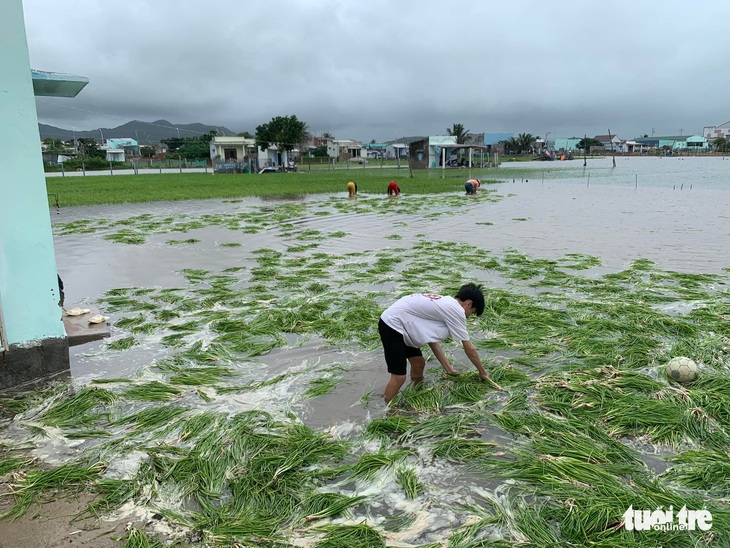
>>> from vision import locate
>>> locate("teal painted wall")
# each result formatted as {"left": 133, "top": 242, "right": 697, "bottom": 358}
{"left": 554, "top": 138, "right": 582, "bottom": 151}
{"left": 0, "top": 0, "right": 65, "bottom": 345}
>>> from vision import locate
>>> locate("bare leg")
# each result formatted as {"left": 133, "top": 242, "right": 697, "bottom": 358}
{"left": 408, "top": 355, "right": 426, "bottom": 384}
{"left": 384, "top": 374, "right": 407, "bottom": 403}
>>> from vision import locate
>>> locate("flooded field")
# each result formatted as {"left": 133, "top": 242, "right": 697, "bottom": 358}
{"left": 1, "top": 157, "right": 729, "bottom": 546}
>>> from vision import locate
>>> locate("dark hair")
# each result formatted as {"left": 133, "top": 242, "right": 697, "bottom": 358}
{"left": 455, "top": 283, "right": 485, "bottom": 316}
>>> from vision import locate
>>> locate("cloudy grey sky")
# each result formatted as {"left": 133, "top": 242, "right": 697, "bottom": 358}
{"left": 23, "top": 0, "right": 730, "bottom": 142}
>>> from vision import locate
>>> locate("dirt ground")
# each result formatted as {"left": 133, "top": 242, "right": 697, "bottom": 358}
{"left": 0, "top": 487, "right": 126, "bottom": 548}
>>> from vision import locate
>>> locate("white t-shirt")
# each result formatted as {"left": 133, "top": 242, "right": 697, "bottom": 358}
{"left": 381, "top": 293, "right": 469, "bottom": 348}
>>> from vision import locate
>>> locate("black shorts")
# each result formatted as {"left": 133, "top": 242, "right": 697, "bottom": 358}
{"left": 378, "top": 319, "right": 423, "bottom": 375}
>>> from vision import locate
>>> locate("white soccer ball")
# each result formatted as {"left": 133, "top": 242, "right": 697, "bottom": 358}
{"left": 665, "top": 356, "right": 698, "bottom": 383}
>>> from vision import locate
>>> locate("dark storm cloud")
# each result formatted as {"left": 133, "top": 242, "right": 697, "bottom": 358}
{"left": 23, "top": 0, "right": 730, "bottom": 141}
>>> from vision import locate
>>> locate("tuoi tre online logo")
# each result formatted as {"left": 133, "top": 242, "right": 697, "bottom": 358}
{"left": 623, "top": 505, "right": 712, "bottom": 531}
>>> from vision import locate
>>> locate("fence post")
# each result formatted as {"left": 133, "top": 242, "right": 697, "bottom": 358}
{"left": 82, "top": 161, "right": 86, "bottom": 176}
{"left": 61, "top": 162, "right": 65, "bottom": 177}
{"left": 109, "top": 161, "right": 114, "bottom": 175}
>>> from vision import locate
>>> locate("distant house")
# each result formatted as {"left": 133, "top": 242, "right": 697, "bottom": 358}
{"left": 407, "top": 135, "right": 490, "bottom": 168}
{"left": 464, "top": 132, "right": 485, "bottom": 147}
{"left": 365, "top": 142, "right": 387, "bottom": 158}
{"left": 622, "top": 140, "right": 651, "bottom": 154}
{"left": 328, "top": 139, "right": 364, "bottom": 160}
{"left": 614, "top": 140, "right": 629, "bottom": 153}
{"left": 593, "top": 134, "right": 622, "bottom": 151}
{"left": 41, "top": 148, "right": 76, "bottom": 165}
{"left": 554, "top": 138, "right": 582, "bottom": 152}
{"left": 383, "top": 136, "right": 421, "bottom": 159}
{"left": 408, "top": 135, "right": 469, "bottom": 169}
{"left": 703, "top": 121, "right": 730, "bottom": 141}
{"left": 386, "top": 143, "right": 408, "bottom": 159}
{"left": 99, "top": 137, "right": 139, "bottom": 162}
{"left": 634, "top": 135, "right": 708, "bottom": 152}
{"left": 210, "top": 135, "right": 257, "bottom": 165}
{"left": 258, "top": 143, "right": 299, "bottom": 168}
{"left": 106, "top": 138, "right": 139, "bottom": 157}
{"left": 102, "top": 147, "right": 125, "bottom": 162}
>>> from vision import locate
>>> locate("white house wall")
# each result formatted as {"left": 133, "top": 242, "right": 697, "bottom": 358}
{"left": 428, "top": 135, "right": 457, "bottom": 168}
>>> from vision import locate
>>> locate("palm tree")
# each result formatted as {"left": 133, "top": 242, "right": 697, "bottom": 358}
{"left": 503, "top": 137, "right": 520, "bottom": 154}
{"left": 713, "top": 137, "right": 728, "bottom": 153}
{"left": 517, "top": 133, "right": 536, "bottom": 154}
{"left": 447, "top": 123, "right": 470, "bottom": 144}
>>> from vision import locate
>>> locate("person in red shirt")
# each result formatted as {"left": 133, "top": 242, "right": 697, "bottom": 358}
{"left": 387, "top": 180, "right": 400, "bottom": 196}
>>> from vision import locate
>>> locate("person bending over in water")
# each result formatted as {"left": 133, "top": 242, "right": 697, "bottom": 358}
{"left": 378, "top": 283, "right": 495, "bottom": 403}
{"left": 465, "top": 179, "right": 480, "bottom": 194}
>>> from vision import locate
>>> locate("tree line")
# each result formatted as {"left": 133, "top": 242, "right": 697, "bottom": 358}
{"left": 44, "top": 118, "right": 730, "bottom": 166}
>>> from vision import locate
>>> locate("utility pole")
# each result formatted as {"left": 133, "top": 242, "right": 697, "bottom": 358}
{"left": 608, "top": 128, "right": 616, "bottom": 167}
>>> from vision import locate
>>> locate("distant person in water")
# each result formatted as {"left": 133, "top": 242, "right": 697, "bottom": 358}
{"left": 347, "top": 181, "right": 357, "bottom": 197}
{"left": 465, "top": 179, "right": 480, "bottom": 195}
{"left": 387, "top": 181, "right": 400, "bottom": 196}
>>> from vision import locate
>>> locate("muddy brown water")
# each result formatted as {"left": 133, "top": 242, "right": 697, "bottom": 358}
{"left": 52, "top": 156, "right": 729, "bottom": 413}
{"left": 3, "top": 157, "right": 728, "bottom": 545}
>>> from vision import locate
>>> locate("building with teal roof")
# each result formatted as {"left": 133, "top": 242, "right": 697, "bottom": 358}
{"left": 634, "top": 135, "right": 708, "bottom": 151}
{"left": 554, "top": 138, "right": 582, "bottom": 152}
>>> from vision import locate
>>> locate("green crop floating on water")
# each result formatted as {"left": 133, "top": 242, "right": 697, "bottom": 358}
{"left": 3, "top": 184, "right": 729, "bottom": 545}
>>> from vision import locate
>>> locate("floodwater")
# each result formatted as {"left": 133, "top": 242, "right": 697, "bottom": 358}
{"left": 5, "top": 156, "right": 729, "bottom": 545}
{"left": 53, "top": 155, "right": 730, "bottom": 397}
{"left": 56, "top": 156, "right": 730, "bottom": 303}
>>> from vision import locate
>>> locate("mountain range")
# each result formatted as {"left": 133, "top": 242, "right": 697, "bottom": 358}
{"left": 38, "top": 119, "right": 239, "bottom": 144}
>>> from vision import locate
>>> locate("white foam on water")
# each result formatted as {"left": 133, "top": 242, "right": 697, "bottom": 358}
{"left": 328, "top": 420, "right": 360, "bottom": 439}
{"left": 26, "top": 425, "right": 86, "bottom": 465}
{"left": 103, "top": 450, "right": 149, "bottom": 480}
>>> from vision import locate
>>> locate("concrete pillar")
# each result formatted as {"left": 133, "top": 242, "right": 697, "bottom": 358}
{"left": 0, "top": 0, "right": 69, "bottom": 387}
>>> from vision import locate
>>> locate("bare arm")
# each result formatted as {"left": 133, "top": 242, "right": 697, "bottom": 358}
{"left": 461, "top": 340, "right": 504, "bottom": 389}
{"left": 428, "top": 342, "right": 457, "bottom": 374}
{"left": 461, "top": 340, "right": 490, "bottom": 379}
